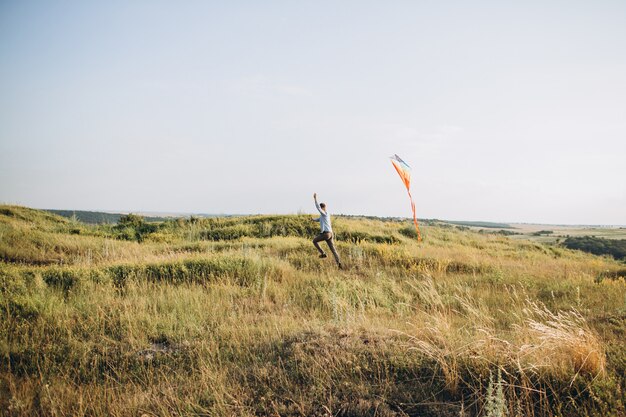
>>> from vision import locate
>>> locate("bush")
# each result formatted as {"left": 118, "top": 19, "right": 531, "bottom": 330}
{"left": 106, "top": 257, "right": 273, "bottom": 287}
{"left": 196, "top": 216, "right": 319, "bottom": 241}
{"left": 6, "top": 296, "right": 41, "bottom": 320}
{"left": 118, "top": 213, "right": 145, "bottom": 228}
{"left": 42, "top": 268, "right": 82, "bottom": 293}
{"left": 595, "top": 269, "right": 626, "bottom": 283}
{"left": 114, "top": 214, "right": 159, "bottom": 242}
{"left": 107, "top": 264, "right": 144, "bottom": 287}
{"left": 0, "top": 265, "right": 26, "bottom": 295}
{"left": 532, "top": 230, "right": 554, "bottom": 236}
{"left": 399, "top": 226, "right": 419, "bottom": 239}
{"left": 200, "top": 224, "right": 251, "bottom": 240}
{"left": 338, "top": 230, "right": 400, "bottom": 244}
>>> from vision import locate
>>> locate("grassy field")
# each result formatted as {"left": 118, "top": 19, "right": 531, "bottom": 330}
{"left": 464, "top": 223, "right": 626, "bottom": 244}
{"left": 1, "top": 205, "right": 625, "bottom": 416}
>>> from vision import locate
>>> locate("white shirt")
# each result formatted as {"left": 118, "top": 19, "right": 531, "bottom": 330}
{"left": 315, "top": 202, "right": 332, "bottom": 233}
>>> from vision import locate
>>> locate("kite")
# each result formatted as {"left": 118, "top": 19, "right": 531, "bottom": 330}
{"left": 390, "top": 154, "right": 422, "bottom": 241}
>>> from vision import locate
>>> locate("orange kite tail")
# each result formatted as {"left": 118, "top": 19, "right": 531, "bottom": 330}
{"left": 407, "top": 189, "right": 422, "bottom": 241}
{"left": 390, "top": 154, "right": 422, "bottom": 241}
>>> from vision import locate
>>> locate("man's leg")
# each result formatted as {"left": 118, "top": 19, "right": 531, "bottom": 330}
{"left": 313, "top": 233, "right": 327, "bottom": 256}
{"left": 326, "top": 234, "right": 342, "bottom": 266}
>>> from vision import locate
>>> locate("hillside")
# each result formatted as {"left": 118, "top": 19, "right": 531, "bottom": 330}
{"left": 1, "top": 205, "right": 624, "bottom": 416}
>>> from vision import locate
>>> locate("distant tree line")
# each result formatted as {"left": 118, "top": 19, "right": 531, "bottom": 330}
{"left": 532, "top": 230, "right": 553, "bottom": 236}
{"left": 46, "top": 209, "right": 169, "bottom": 224}
{"left": 562, "top": 236, "right": 626, "bottom": 261}
{"left": 479, "top": 229, "right": 520, "bottom": 236}
{"left": 445, "top": 220, "right": 514, "bottom": 229}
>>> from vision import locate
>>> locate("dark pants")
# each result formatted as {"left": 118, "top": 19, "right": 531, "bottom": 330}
{"left": 313, "top": 232, "right": 341, "bottom": 265}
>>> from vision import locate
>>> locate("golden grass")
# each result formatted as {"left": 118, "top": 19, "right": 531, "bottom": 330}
{"left": 1, "top": 205, "right": 625, "bottom": 416}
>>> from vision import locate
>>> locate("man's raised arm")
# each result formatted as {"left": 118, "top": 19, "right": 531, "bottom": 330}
{"left": 314, "top": 192, "right": 325, "bottom": 214}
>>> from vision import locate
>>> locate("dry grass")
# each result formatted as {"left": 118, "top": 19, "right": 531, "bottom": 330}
{"left": 406, "top": 293, "right": 606, "bottom": 384}
{"left": 1, "top": 205, "right": 624, "bottom": 416}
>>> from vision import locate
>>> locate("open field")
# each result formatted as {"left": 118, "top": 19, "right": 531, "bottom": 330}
{"left": 448, "top": 222, "right": 626, "bottom": 243}
{"left": 1, "top": 205, "right": 625, "bottom": 416}
{"left": 510, "top": 225, "right": 626, "bottom": 243}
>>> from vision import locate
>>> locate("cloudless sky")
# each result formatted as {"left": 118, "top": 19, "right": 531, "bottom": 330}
{"left": 1, "top": 1, "right": 625, "bottom": 224}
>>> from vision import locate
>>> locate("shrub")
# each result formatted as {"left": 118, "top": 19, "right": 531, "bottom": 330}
{"left": 198, "top": 216, "right": 319, "bottom": 241}
{"left": 107, "top": 264, "right": 144, "bottom": 287}
{"left": 595, "top": 269, "right": 626, "bottom": 283}
{"left": 532, "top": 230, "right": 554, "bottom": 236}
{"left": 114, "top": 214, "right": 159, "bottom": 242}
{"left": 337, "top": 230, "right": 400, "bottom": 244}
{"left": 6, "top": 296, "right": 41, "bottom": 320}
{"left": 399, "top": 226, "right": 419, "bottom": 239}
{"left": 200, "top": 224, "right": 251, "bottom": 241}
{"left": 0, "top": 265, "right": 26, "bottom": 295}
{"left": 42, "top": 268, "right": 82, "bottom": 293}
{"left": 118, "top": 213, "right": 145, "bottom": 228}
{"left": 105, "top": 257, "right": 273, "bottom": 287}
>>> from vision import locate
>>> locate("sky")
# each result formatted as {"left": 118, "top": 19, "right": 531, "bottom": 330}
{"left": 1, "top": 1, "right": 625, "bottom": 225}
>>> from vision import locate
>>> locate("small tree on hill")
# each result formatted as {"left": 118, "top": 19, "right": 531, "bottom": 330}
{"left": 118, "top": 213, "right": 145, "bottom": 228}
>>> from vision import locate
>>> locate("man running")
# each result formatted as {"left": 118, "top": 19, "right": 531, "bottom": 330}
{"left": 312, "top": 193, "right": 342, "bottom": 269}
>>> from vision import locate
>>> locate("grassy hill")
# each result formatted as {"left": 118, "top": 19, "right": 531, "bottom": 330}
{"left": 1, "top": 205, "right": 624, "bottom": 416}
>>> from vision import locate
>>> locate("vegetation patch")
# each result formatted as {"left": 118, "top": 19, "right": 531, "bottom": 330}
{"left": 562, "top": 236, "right": 626, "bottom": 260}
{"left": 0, "top": 205, "right": 624, "bottom": 416}
{"left": 107, "top": 256, "right": 278, "bottom": 287}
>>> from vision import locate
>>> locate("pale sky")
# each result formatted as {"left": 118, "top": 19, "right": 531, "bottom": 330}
{"left": 1, "top": 1, "right": 625, "bottom": 224}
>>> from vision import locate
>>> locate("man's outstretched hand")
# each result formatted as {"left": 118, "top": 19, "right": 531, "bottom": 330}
{"left": 313, "top": 193, "right": 317, "bottom": 200}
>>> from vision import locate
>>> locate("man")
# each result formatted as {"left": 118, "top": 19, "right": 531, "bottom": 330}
{"left": 312, "top": 193, "right": 342, "bottom": 269}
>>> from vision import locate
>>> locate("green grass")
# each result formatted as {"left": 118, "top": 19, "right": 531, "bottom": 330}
{"left": 1, "top": 205, "right": 625, "bottom": 416}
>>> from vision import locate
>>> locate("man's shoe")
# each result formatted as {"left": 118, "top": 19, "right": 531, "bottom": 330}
{"left": 319, "top": 253, "right": 328, "bottom": 258}
{"left": 338, "top": 263, "right": 344, "bottom": 269}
